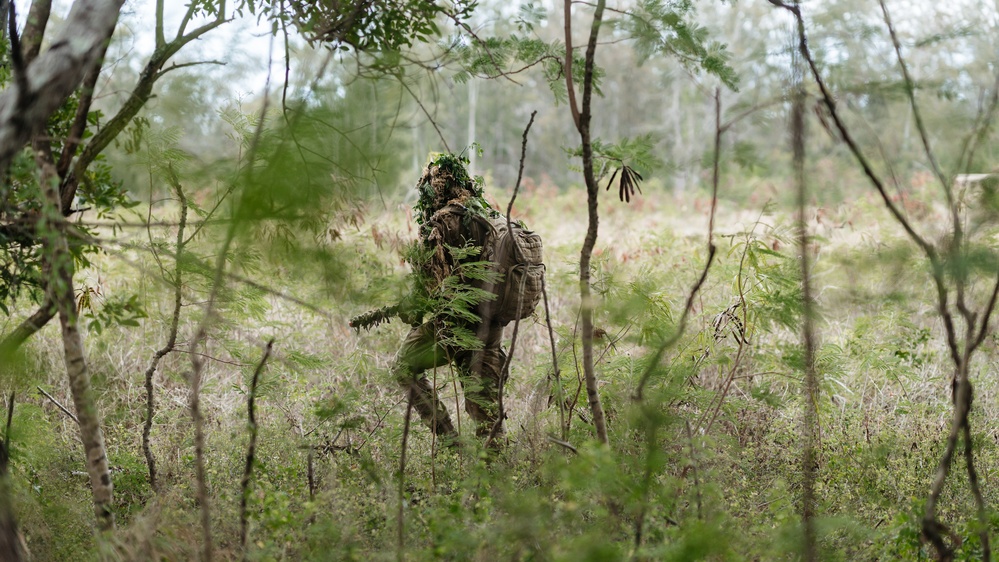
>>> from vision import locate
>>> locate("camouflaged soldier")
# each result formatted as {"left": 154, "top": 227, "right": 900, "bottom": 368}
{"left": 391, "top": 154, "right": 510, "bottom": 444}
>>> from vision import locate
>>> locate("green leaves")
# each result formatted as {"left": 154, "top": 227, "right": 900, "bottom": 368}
{"left": 625, "top": 0, "right": 739, "bottom": 90}
{"left": 567, "top": 134, "right": 665, "bottom": 202}
{"left": 278, "top": 0, "right": 478, "bottom": 53}
{"left": 82, "top": 293, "right": 148, "bottom": 335}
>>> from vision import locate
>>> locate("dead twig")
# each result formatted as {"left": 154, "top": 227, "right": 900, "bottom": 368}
{"left": 241, "top": 338, "right": 275, "bottom": 559}
{"left": 485, "top": 110, "right": 537, "bottom": 450}
{"left": 36, "top": 386, "right": 78, "bottom": 424}
{"left": 547, "top": 435, "right": 578, "bottom": 455}
{"left": 541, "top": 275, "right": 567, "bottom": 440}
{"left": 142, "top": 173, "right": 188, "bottom": 493}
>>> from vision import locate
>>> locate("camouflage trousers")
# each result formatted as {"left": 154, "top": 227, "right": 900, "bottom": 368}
{"left": 390, "top": 320, "right": 507, "bottom": 441}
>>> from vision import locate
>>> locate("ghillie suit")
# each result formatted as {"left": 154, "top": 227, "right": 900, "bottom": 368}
{"left": 390, "top": 153, "right": 543, "bottom": 443}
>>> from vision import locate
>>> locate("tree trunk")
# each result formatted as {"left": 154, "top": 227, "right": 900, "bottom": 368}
{"left": 0, "top": 395, "right": 28, "bottom": 562}
{"left": 39, "top": 160, "right": 115, "bottom": 530}
{"left": 571, "top": 0, "right": 609, "bottom": 445}
{"left": 0, "top": 0, "right": 125, "bottom": 169}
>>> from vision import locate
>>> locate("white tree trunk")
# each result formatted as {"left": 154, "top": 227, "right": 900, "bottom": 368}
{"left": 0, "top": 0, "right": 124, "bottom": 167}
{"left": 39, "top": 162, "right": 115, "bottom": 530}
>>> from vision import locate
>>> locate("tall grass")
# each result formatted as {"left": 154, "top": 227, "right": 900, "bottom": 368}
{"left": 3, "top": 177, "right": 996, "bottom": 560}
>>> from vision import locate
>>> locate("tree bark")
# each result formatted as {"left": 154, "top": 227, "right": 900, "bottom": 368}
{"left": 21, "top": 0, "right": 52, "bottom": 63}
{"left": 39, "top": 160, "right": 115, "bottom": 531}
{"left": 573, "top": 0, "right": 609, "bottom": 445}
{"left": 0, "top": 0, "right": 125, "bottom": 170}
{"left": 0, "top": 395, "right": 28, "bottom": 562}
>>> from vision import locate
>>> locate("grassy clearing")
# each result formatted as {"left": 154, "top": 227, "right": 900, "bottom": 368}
{"left": 3, "top": 179, "right": 998, "bottom": 560}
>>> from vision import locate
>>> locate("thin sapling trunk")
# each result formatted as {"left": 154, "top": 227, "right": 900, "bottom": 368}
{"left": 566, "top": 0, "right": 610, "bottom": 445}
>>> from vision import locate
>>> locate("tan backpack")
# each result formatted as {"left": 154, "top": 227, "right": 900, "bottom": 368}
{"left": 447, "top": 205, "right": 544, "bottom": 325}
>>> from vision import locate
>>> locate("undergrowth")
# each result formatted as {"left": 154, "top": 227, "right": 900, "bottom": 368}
{"left": 3, "top": 184, "right": 998, "bottom": 561}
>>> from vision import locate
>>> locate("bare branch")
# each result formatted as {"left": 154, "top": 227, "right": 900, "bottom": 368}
{"left": 155, "top": 0, "right": 164, "bottom": 48}
{"left": 485, "top": 110, "right": 537, "bottom": 450}
{"left": 563, "top": 0, "right": 581, "bottom": 132}
{"left": 547, "top": 435, "right": 578, "bottom": 454}
{"left": 57, "top": 27, "right": 114, "bottom": 179}
{"left": 957, "top": 67, "right": 999, "bottom": 175}
{"left": 186, "top": 32, "right": 274, "bottom": 562}
{"left": 398, "top": 77, "right": 451, "bottom": 152}
{"left": 36, "top": 386, "right": 78, "bottom": 424}
{"left": 21, "top": 0, "right": 51, "bottom": 64}
{"left": 240, "top": 338, "right": 275, "bottom": 556}
{"left": 767, "top": 0, "right": 963, "bottom": 372}
{"left": 634, "top": 90, "right": 722, "bottom": 400}
{"left": 0, "top": 297, "right": 55, "bottom": 360}
{"left": 879, "top": 1, "right": 952, "bottom": 201}
{"left": 153, "top": 60, "right": 226, "bottom": 80}
{"left": 141, "top": 177, "right": 188, "bottom": 493}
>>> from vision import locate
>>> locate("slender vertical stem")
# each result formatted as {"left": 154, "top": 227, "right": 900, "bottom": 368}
{"left": 142, "top": 178, "right": 188, "bottom": 492}
{"left": 190, "top": 355, "right": 212, "bottom": 561}
{"left": 397, "top": 391, "right": 414, "bottom": 562}
{"left": 541, "top": 276, "right": 567, "bottom": 439}
{"left": 186, "top": 30, "right": 274, "bottom": 562}
{"left": 485, "top": 110, "right": 538, "bottom": 449}
{"left": 575, "top": 0, "right": 609, "bottom": 445}
{"left": 633, "top": 90, "right": 720, "bottom": 401}
{"left": 241, "top": 339, "right": 275, "bottom": 559}
{"left": 792, "top": 58, "right": 818, "bottom": 562}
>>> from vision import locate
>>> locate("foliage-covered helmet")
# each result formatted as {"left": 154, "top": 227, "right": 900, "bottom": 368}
{"left": 414, "top": 153, "right": 484, "bottom": 229}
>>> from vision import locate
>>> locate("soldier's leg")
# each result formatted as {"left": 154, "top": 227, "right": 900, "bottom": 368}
{"left": 460, "top": 324, "right": 507, "bottom": 438}
{"left": 391, "top": 323, "right": 457, "bottom": 438}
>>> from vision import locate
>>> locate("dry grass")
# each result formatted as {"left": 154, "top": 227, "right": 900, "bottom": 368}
{"left": 5, "top": 179, "right": 999, "bottom": 559}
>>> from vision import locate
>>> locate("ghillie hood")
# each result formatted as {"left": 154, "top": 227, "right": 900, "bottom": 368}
{"left": 414, "top": 153, "right": 493, "bottom": 236}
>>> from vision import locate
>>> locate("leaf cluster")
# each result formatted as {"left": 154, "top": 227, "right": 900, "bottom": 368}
{"left": 623, "top": 0, "right": 739, "bottom": 90}
{"left": 0, "top": 42, "right": 135, "bottom": 312}
{"left": 272, "top": 0, "right": 478, "bottom": 53}
{"left": 449, "top": 33, "right": 601, "bottom": 105}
